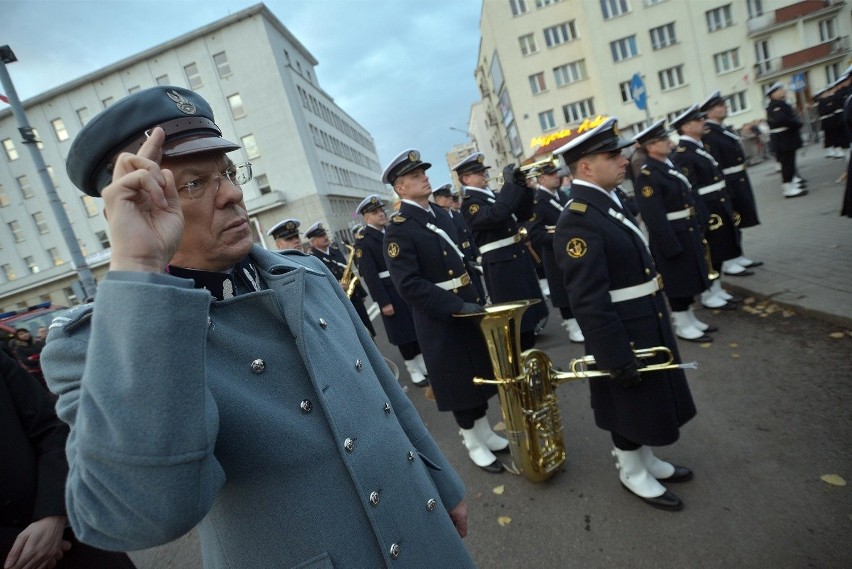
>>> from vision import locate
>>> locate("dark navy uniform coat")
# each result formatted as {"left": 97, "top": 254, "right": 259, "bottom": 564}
{"left": 703, "top": 121, "right": 761, "bottom": 228}
{"left": 354, "top": 226, "right": 418, "bottom": 346}
{"left": 310, "top": 245, "right": 376, "bottom": 337}
{"left": 461, "top": 182, "right": 548, "bottom": 334}
{"left": 384, "top": 202, "right": 496, "bottom": 413}
{"left": 672, "top": 139, "right": 741, "bottom": 265}
{"left": 448, "top": 209, "right": 486, "bottom": 301}
{"left": 766, "top": 99, "right": 803, "bottom": 154}
{"left": 553, "top": 182, "right": 696, "bottom": 446}
{"left": 529, "top": 186, "right": 571, "bottom": 308}
{"left": 634, "top": 158, "right": 710, "bottom": 299}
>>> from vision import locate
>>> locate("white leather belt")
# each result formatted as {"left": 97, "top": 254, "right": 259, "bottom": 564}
{"left": 609, "top": 275, "right": 662, "bottom": 303}
{"left": 722, "top": 164, "right": 745, "bottom": 175}
{"left": 478, "top": 233, "right": 521, "bottom": 254}
{"left": 666, "top": 207, "right": 694, "bottom": 221}
{"left": 697, "top": 180, "right": 726, "bottom": 196}
{"left": 378, "top": 270, "right": 390, "bottom": 279}
{"left": 834, "top": 109, "right": 845, "bottom": 115}
{"left": 769, "top": 127, "right": 788, "bottom": 133}
{"left": 819, "top": 114, "right": 834, "bottom": 120}
{"left": 435, "top": 273, "right": 472, "bottom": 291}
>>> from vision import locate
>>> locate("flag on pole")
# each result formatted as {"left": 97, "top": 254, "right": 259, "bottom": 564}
{"left": 0, "top": 93, "right": 10, "bottom": 104}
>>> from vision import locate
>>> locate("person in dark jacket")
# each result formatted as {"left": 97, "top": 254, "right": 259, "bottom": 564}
{"left": 766, "top": 82, "right": 808, "bottom": 198}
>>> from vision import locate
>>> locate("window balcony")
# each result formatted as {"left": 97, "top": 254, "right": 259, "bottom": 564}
{"left": 754, "top": 36, "right": 848, "bottom": 80}
{"left": 748, "top": 0, "right": 846, "bottom": 36}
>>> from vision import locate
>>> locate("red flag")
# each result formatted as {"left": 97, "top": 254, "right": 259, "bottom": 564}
{"left": 0, "top": 93, "right": 9, "bottom": 104}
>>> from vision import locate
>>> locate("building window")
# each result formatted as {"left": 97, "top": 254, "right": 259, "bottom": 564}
{"left": 283, "top": 49, "right": 291, "bottom": 64}
{"left": 228, "top": 94, "right": 246, "bottom": 119}
{"left": 659, "top": 65, "right": 685, "bottom": 91}
{"left": 48, "top": 247, "right": 63, "bottom": 266}
{"left": 17, "top": 176, "right": 33, "bottom": 199}
{"left": 77, "top": 238, "right": 89, "bottom": 257}
{"left": 543, "top": 21, "right": 577, "bottom": 47}
{"left": 644, "top": 0, "right": 664, "bottom": 5}
{"left": 819, "top": 19, "right": 837, "bottom": 42}
{"left": 128, "top": 85, "right": 141, "bottom": 94}
{"left": 241, "top": 134, "right": 260, "bottom": 160}
{"left": 2, "top": 264, "right": 16, "bottom": 281}
{"left": 755, "top": 40, "right": 771, "bottom": 75}
{"left": 490, "top": 53, "right": 505, "bottom": 93}
{"left": 619, "top": 81, "right": 634, "bottom": 103}
{"left": 563, "top": 98, "right": 596, "bottom": 123}
{"left": 536, "top": 0, "right": 561, "bottom": 6}
{"left": 184, "top": 62, "right": 203, "bottom": 89}
{"left": 51, "top": 118, "right": 69, "bottom": 142}
{"left": 213, "top": 51, "right": 232, "bottom": 78}
{"left": 24, "top": 256, "right": 39, "bottom": 274}
{"left": 296, "top": 61, "right": 302, "bottom": 74}
{"left": 8, "top": 220, "right": 24, "bottom": 242}
{"left": 714, "top": 48, "right": 740, "bottom": 74}
{"left": 0, "top": 184, "right": 7, "bottom": 207}
{"left": 529, "top": 72, "right": 547, "bottom": 95}
{"left": 746, "top": 0, "right": 763, "bottom": 19}
{"left": 102, "top": 97, "right": 114, "bottom": 108}
{"left": 610, "top": 35, "right": 638, "bottom": 61}
{"left": 509, "top": 0, "right": 528, "bottom": 16}
{"left": 826, "top": 63, "right": 841, "bottom": 83}
{"left": 255, "top": 174, "right": 271, "bottom": 195}
{"left": 519, "top": 34, "right": 538, "bottom": 56}
{"left": 706, "top": 4, "right": 732, "bottom": 32}
{"left": 156, "top": 74, "right": 170, "bottom": 85}
{"left": 553, "top": 60, "right": 587, "bottom": 87}
{"left": 46, "top": 166, "right": 59, "bottom": 188}
{"left": 95, "top": 231, "right": 110, "bottom": 250}
{"left": 81, "top": 195, "right": 99, "bottom": 217}
{"left": 63, "top": 286, "right": 77, "bottom": 304}
{"left": 32, "top": 212, "right": 49, "bottom": 234}
{"left": 601, "top": 0, "right": 630, "bottom": 20}
{"left": 538, "top": 110, "right": 556, "bottom": 131}
{"left": 76, "top": 107, "right": 90, "bottom": 126}
{"left": 2, "top": 138, "right": 18, "bottom": 161}
{"left": 726, "top": 91, "right": 748, "bottom": 114}
{"left": 649, "top": 23, "right": 676, "bottom": 50}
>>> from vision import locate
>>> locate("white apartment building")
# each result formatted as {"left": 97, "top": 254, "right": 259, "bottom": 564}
{"left": 475, "top": 0, "right": 851, "bottom": 165}
{"left": 0, "top": 3, "right": 383, "bottom": 310}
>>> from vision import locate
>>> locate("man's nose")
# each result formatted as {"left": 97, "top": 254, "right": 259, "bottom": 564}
{"left": 217, "top": 177, "right": 245, "bottom": 204}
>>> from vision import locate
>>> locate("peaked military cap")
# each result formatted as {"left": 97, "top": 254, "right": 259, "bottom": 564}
{"left": 526, "top": 161, "right": 559, "bottom": 178}
{"left": 66, "top": 86, "right": 241, "bottom": 197}
{"left": 553, "top": 117, "right": 632, "bottom": 166}
{"left": 431, "top": 183, "right": 453, "bottom": 197}
{"left": 766, "top": 81, "right": 785, "bottom": 96}
{"left": 633, "top": 119, "right": 673, "bottom": 145}
{"left": 357, "top": 195, "right": 386, "bottom": 215}
{"left": 305, "top": 222, "right": 328, "bottom": 239}
{"left": 382, "top": 149, "right": 432, "bottom": 185}
{"left": 267, "top": 218, "right": 300, "bottom": 239}
{"left": 700, "top": 90, "right": 725, "bottom": 112}
{"left": 670, "top": 104, "right": 706, "bottom": 131}
{"left": 452, "top": 152, "right": 491, "bottom": 176}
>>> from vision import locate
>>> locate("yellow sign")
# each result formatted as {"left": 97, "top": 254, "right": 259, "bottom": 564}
{"left": 529, "top": 115, "right": 609, "bottom": 149}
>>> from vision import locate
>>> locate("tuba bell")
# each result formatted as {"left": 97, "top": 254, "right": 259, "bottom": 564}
{"left": 339, "top": 244, "right": 361, "bottom": 298}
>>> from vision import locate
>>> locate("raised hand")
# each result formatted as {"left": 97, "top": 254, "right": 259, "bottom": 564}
{"left": 102, "top": 127, "right": 184, "bottom": 273}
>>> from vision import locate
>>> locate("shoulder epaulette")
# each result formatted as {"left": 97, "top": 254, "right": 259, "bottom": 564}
{"left": 355, "top": 232, "right": 365, "bottom": 240}
{"left": 48, "top": 303, "right": 94, "bottom": 334}
{"left": 391, "top": 214, "right": 407, "bottom": 224}
{"left": 676, "top": 146, "right": 686, "bottom": 152}
{"left": 640, "top": 168, "right": 650, "bottom": 175}
{"left": 568, "top": 202, "right": 587, "bottom": 214}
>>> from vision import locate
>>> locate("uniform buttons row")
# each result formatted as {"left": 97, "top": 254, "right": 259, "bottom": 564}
{"left": 251, "top": 356, "right": 363, "bottom": 374}
{"left": 301, "top": 400, "right": 390, "bottom": 415}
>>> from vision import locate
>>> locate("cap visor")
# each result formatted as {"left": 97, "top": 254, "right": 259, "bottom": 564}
{"left": 163, "top": 135, "right": 241, "bottom": 158}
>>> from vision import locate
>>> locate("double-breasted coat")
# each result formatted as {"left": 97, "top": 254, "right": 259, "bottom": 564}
{"left": 672, "top": 138, "right": 741, "bottom": 265}
{"left": 41, "top": 246, "right": 475, "bottom": 569}
{"left": 354, "top": 225, "right": 418, "bottom": 346}
{"left": 383, "top": 202, "right": 496, "bottom": 413}
{"left": 553, "top": 182, "right": 696, "bottom": 445}
{"left": 702, "top": 121, "right": 761, "bottom": 228}
{"left": 310, "top": 244, "right": 376, "bottom": 337}
{"left": 633, "top": 158, "right": 710, "bottom": 299}
{"left": 766, "top": 99, "right": 803, "bottom": 154}
{"left": 461, "top": 182, "right": 548, "bottom": 334}
{"left": 529, "top": 186, "right": 571, "bottom": 309}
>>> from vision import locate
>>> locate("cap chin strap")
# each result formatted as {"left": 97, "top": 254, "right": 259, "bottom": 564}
{"left": 117, "top": 116, "right": 223, "bottom": 157}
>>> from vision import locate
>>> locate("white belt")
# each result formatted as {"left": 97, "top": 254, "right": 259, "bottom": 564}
{"left": 697, "top": 180, "right": 726, "bottom": 196}
{"left": 722, "top": 164, "right": 745, "bottom": 175}
{"left": 434, "top": 273, "right": 472, "bottom": 291}
{"left": 769, "top": 127, "right": 788, "bottom": 133}
{"left": 378, "top": 270, "right": 390, "bottom": 279}
{"left": 478, "top": 233, "right": 521, "bottom": 254}
{"left": 666, "top": 207, "right": 694, "bottom": 221}
{"left": 834, "top": 109, "right": 845, "bottom": 115}
{"left": 819, "top": 114, "right": 834, "bottom": 120}
{"left": 609, "top": 275, "right": 662, "bottom": 303}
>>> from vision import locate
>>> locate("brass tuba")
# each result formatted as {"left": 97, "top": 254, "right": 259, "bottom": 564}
{"left": 702, "top": 238, "right": 720, "bottom": 281}
{"left": 458, "top": 300, "right": 697, "bottom": 482}
{"left": 339, "top": 244, "right": 361, "bottom": 298}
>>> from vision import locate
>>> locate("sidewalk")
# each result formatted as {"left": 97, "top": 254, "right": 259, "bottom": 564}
{"left": 722, "top": 143, "right": 852, "bottom": 328}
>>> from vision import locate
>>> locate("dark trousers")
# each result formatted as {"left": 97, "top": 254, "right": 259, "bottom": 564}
{"left": 453, "top": 404, "right": 488, "bottom": 429}
{"left": 777, "top": 148, "right": 797, "bottom": 183}
{"left": 668, "top": 297, "right": 693, "bottom": 311}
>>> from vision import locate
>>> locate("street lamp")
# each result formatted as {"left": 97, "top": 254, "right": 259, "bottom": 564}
{"left": 449, "top": 126, "right": 478, "bottom": 151}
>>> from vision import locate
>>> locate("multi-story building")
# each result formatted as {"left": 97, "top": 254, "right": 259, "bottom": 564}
{"left": 0, "top": 3, "right": 383, "bottom": 310}
{"left": 475, "top": 0, "right": 850, "bottom": 165}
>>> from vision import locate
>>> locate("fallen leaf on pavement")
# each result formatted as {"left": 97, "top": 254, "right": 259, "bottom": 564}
{"left": 729, "top": 343, "right": 738, "bottom": 348}
{"left": 700, "top": 342, "right": 712, "bottom": 348}
{"left": 492, "top": 485, "right": 505, "bottom": 495}
{"left": 829, "top": 332, "right": 846, "bottom": 339}
{"left": 731, "top": 353, "right": 740, "bottom": 358}
{"left": 821, "top": 474, "right": 846, "bottom": 486}
{"left": 423, "top": 387, "right": 435, "bottom": 401}
{"left": 497, "top": 516, "right": 512, "bottom": 527}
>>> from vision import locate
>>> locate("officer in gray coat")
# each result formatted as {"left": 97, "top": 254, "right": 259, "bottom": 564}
{"left": 40, "top": 86, "right": 475, "bottom": 569}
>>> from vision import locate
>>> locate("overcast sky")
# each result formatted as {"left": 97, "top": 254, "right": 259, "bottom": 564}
{"left": 3, "top": 0, "right": 483, "bottom": 185}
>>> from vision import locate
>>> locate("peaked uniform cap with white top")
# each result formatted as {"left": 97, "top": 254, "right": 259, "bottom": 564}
{"left": 699, "top": 90, "right": 725, "bottom": 112}
{"left": 552, "top": 117, "right": 633, "bottom": 166}
{"left": 267, "top": 218, "right": 301, "bottom": 239}
{"left": 670, "top": 104, "right": 706, "bottom": 131}
{"left": 452, "top": 152, "right": 491, "bottom": 176}
{"left": 382, "top": 149, "right": 432, "bottom": 185}
{"left": 633, "top": 119, "right": 673, "bottom": 145}
{"left": 356, "top": 195, "right": 386, "bottom": 215}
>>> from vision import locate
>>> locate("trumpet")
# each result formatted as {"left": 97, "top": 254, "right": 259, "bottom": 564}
{"left": 702, "top": 238, "right": 720, "bottom": 281}
{"left": 340, "top": 244, "right": 361, "bottom": 298}
{"left": 491, "top": 157, "right": 560, "bottom": 186}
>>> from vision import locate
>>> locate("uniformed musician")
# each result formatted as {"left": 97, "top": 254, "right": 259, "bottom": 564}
{"left": 632, "top": 120, "right": 715, "bottom": 342}
{"left": 766, "top": 82, "right": 808, "bottom": 198}
{"left": 700, "top": 90, "right": 763, "bottom": 270}
{"left": 670, "top": 105, "right": 742, "bottom": 310}
{"left": 431, "top": 184, "right": 486, "bottom": 301}
{"left": 354, "top": 195, "right": 428, "bottom": 388}
{"left": 382, "top": 150, "right": 508, "bottom": 474}
{"left": 306, "top": 222, "right": 377, "bottom": 338}
{"left": 527, "top": 161, "right": 584, "bottom": 342}
{"left": 552, "top": 117, "right": 696, "bottom": 511}
{"left": 267, "top": 218, "right": 303, "bottom": 251}
{"left": 455, "top": 152, "right": 549, "bottom": 349}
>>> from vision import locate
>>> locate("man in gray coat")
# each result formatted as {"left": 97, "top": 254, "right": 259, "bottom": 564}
{"left": 41, "top": 86, "right": 474, "bottom": 569}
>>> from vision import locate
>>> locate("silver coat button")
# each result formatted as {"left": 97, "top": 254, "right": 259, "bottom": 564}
{"left": 344, "top": 438, "right": 355, "bottom": 452}
{"left": 407, "top": 451, "right": 415, "bottom": 462}
{"left": 384, "top": 402, "right": 392, "bottom": 413}
{"left": 355, "top": 359, "right": 363, "bottom": 371}
{"left": 389, "top": 543, "right": 400, "bottom": 560}
{"left": 300, "top": 400, "right": 312, "bottom": 414}
{"left": 319, "top": 318, "right": 328, "bottom": 329}
{"left": 369, "top": 491, "right": 380, "bottom": 506}
{"left": 250, "top": 359, "right": 266, "bottom": 374}
{"left": 426, "top": 498, "right": 437, "bottom": 511}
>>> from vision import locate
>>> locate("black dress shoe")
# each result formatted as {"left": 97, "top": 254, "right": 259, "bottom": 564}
{"left": 703, "top": 301, "right": 736, "bottom": 310}
{"left": 785, "top": 189, "right": 808, "bottom": 198}
{"left": 478, "top": 459, "right": 505, "bottom": 474}
{"left": 658, "top": 465, "right": 693, "bottom": 483}
{"left": 412, "top": 378, "right": 430, "bottom": 388}
{"left": 701, "top": 324, "right": 719, "bottom": 333}
{"left": 741, "top": 260, "right": 763, "bottom": 268}
{"left": 723, "top": 269, "right": 754, "bottom": 277}
{"left": 491, "top": 445, "right": 512, "bottom": 455}
{"left": 677, "top": 333, "right": 713, "bottom": 343}
{"left": 622, "top": 485, "right": 683, "bottom": 511}
{"left": 723, "top": 294, "right": 743, "bottom": 304}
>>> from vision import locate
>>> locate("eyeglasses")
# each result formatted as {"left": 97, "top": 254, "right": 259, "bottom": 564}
{"left": 177, "top": 162, "right": 253, "bottom": 200}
